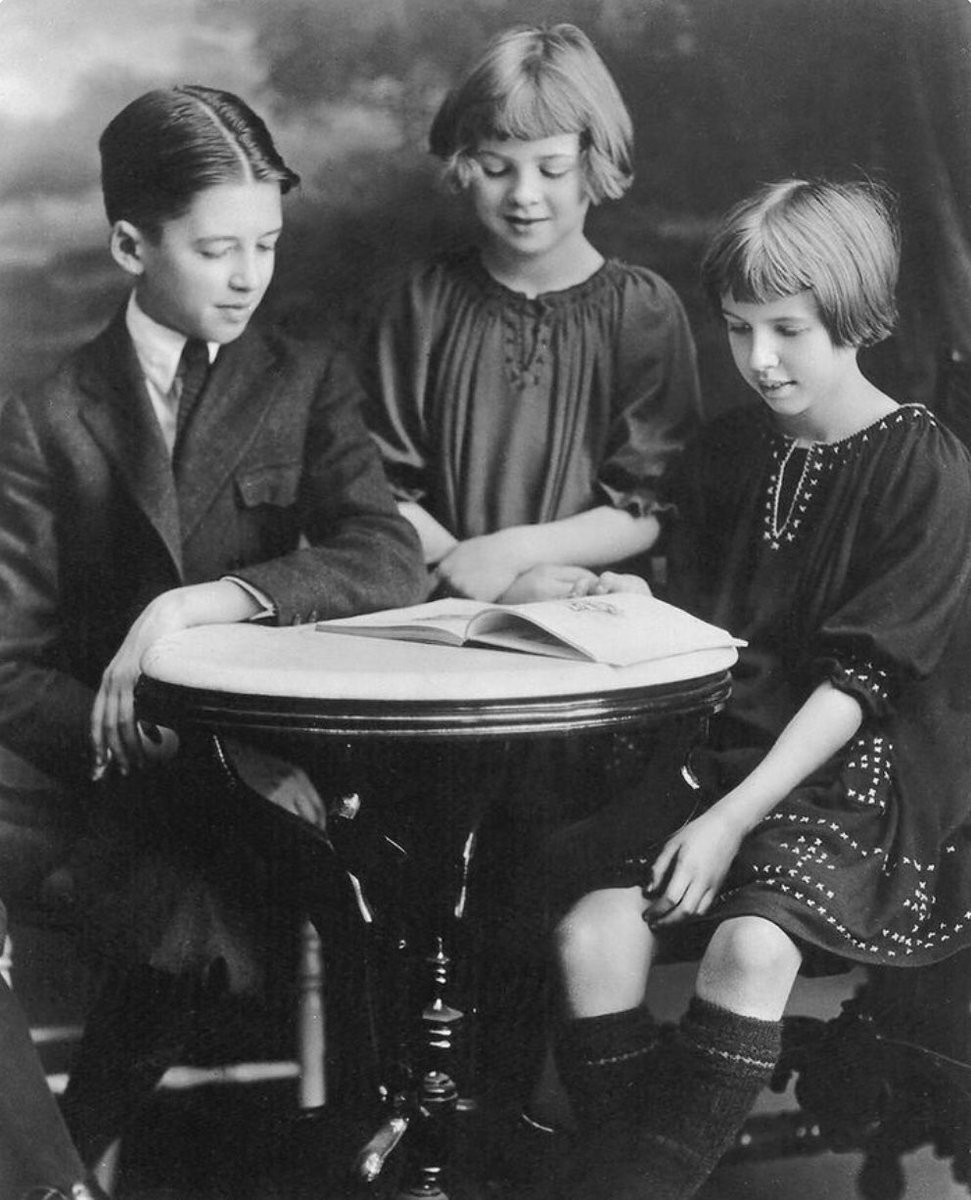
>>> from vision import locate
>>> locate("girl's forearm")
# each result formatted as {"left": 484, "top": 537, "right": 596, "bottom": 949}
{"left": 398, "top": 501, "right": 458, "bottom": 565}
{"left": 495, "top": 507, "right": 661, "bottom": 570}
{"left": 712, "top": 682, "right": 864, "bottom": 835}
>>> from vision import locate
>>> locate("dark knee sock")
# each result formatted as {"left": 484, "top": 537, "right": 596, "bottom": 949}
{"left": 60, "top": 965, "right": 202, "bottom": 1166}
{"left": 552, "top": 1005, "right": 658, "bottom": 1131}
{"left": 0, "top": 978, "right": 87, "bottom": 1197}
{"left": 572, "top": 995, "right": 782, "bottom": 1200}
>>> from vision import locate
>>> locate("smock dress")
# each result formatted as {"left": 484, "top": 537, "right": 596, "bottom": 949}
{"left": 569, "top": 402, "right": 971, "bottom": 973}
{"left": 356, "top": 250, "right": 702, "bottom": 980}
{"left": 360, "top": 249, "right": 701, "bottom": 553}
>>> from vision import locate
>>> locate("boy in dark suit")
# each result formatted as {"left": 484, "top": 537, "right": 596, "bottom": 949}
{"left": 0, "top": 85, "right": 424, "bottom": 1180}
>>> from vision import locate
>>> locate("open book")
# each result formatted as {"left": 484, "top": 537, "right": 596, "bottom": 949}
{"left": 315, "top": 594, "right": 744, "bottom": 667}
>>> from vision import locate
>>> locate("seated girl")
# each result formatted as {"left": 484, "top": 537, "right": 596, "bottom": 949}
{"left": 545, "top": 178, "right": 971, "bottom": 1200}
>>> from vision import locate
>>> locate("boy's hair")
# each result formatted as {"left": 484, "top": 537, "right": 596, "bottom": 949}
{"left": 700, "top": 179, "right": 900, "bottom": 347}
{"left": 100, "top": 85, "right": 300, "bottom": 236}
{"left": 429, "top": 23, "right": 633, "bottom": 203}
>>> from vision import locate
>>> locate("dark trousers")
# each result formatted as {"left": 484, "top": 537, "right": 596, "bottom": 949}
{"left": 0, "top": 974, "right": 86, "bottom": 1196}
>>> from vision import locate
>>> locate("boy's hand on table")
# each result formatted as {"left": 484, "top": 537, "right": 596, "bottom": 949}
{"left": 90, "top": 591, "right": 190, "bottom": 778}
{"left": 90, "top": 580, "right": 261, "bottom": 780}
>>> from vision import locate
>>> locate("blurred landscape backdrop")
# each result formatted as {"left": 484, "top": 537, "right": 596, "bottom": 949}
{"left": 2, "top": 0, "right": 970, "bottom": 418}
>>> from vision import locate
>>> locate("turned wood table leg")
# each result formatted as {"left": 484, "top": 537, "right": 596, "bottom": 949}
{"left": 393, "top": 939, "right": 463, "bottom": 1199}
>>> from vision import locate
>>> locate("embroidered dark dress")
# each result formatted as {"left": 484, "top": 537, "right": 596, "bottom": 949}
{"left": 663, "top": 403, "right": 971, "bottom": 971}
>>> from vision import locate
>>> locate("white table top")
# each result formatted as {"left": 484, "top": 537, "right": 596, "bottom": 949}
{"left": 141, "top": 623, "right": 738, "bottom": 703}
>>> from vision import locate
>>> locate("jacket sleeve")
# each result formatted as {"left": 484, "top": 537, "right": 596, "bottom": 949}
{"left": 232, "top": 343, "right": 426, "bottom": 623}
{"left": 0, "top": 392, "right": 96, "bottom": 782}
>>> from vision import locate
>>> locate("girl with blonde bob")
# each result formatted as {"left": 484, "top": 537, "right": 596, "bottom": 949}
{"left": 361, "top": 22, "right": 700, "bottom": 605}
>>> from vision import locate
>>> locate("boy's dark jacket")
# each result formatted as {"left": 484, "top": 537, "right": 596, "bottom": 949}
{"left": 0, "top": 307, "right": 425, "bottom": 786}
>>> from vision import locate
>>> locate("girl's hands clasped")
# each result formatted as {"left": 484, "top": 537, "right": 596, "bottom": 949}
{"left": 434, "top": 531, "right": 528, "bottom": 601}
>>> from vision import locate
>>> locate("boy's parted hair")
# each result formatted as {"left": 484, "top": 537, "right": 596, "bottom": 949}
{"left": 430, "top": 23, "right": 633, "bottom": 204}
{"left": 701, "top": 179, "right": 900, "bottom": 348}
{"left": 100, "top": 85, "right": 300, "bottom": 236}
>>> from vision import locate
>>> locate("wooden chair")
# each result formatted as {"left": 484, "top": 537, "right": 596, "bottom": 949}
{"left": 726, "top": 960, "right": 971, "bottom": 1198}
{"left": 0, "top": 742, "right": 329, "bottom": 1195}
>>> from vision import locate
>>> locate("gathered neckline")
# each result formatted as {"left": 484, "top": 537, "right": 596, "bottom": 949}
{"left": 461, "top": 249, "right": 617, "bottom": 308}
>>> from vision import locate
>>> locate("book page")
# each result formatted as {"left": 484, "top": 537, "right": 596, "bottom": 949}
{"left": 316, "top": 598, "right": 489, "bottom": 646}
{"left": 467, "top": 593, "right": 744, "bottom": 667}
{"left": 466, "top": 619, "right": 589, "bottom": 660}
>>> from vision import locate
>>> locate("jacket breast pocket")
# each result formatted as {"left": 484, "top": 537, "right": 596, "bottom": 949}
{"left": 235, "top": 464, "right": 301, "bottom": 510}
{"left": 233, "top": 464, "right": 302, "bottom": 559}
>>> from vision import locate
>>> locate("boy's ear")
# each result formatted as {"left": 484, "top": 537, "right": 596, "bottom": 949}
{"left": 109, "top": 220, "right": 149, "bottom": 277}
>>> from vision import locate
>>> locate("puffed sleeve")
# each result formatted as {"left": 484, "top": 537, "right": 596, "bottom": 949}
{"left": 357, "top": 269, "right": 434, "bottom": 505}
{"left": 809, "top": 416, "right": 971, "bottom": 719}
{"left": 596, "top": 268, "right": 703, "bottom": 519}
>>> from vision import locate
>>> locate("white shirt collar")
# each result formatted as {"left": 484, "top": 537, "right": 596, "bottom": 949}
{"left": 125, "top": 292, "right": 218, "bottom": 395}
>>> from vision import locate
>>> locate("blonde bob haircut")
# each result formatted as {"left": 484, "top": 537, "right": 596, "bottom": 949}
{"left": 701, "top": 178, "right": 900, "bottom": 348}
{"left": 430, "top": 23, "right": 633, "bottom": 204}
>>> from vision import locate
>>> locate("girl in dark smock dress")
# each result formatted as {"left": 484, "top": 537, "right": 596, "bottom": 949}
{"left": 545, "top": 179, "right": 971, "bottom": 1200}
{"left": 361, "top": 23, "right": 700, "bottom": 603}
{"left": 358, "top": 23, "right": 701, "bottom": 1128}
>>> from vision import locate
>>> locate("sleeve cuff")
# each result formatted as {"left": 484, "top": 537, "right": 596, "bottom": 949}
{"left": 815, "top": 655, "right": 893, "bottom": 718}
{"left": 223, "top": 576, "right": 277, "bottom": 621}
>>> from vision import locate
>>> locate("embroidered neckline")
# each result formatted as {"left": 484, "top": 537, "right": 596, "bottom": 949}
{"left": 763, "top": 441, "right": 822, "bottom": 550}
{"left": 760, "top": 402, "right": 931, "bottom": 451}
{"left": 769, "top": 441, "right": 813, "bottom": 545}
{"left": 760, "top": 404, "right": 935, "bottom": 551}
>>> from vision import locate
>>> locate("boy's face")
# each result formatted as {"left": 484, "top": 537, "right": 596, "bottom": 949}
{"left": 467, "top": 133, "right": 590, "bottom": 266}
{"left": 720, "top": 291, "right": 858, "bottom": 438}
{"left": 117, "top": 180, "right": 282, "bottom": 344}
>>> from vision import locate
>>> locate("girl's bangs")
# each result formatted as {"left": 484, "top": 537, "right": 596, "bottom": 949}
{"left": 480, "top": 79, "right": 584, "bottom": 143}
{"left": 725, "top": 230, "right": 813, "bottom": 304}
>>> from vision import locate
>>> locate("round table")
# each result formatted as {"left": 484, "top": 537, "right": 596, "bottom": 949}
{"left": 138, "top": 623, "right": 736, "bottom": 1199}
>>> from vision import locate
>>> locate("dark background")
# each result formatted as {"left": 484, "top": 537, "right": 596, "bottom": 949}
{"left": 1, "top": 0, "right": 970, "bottom": 420}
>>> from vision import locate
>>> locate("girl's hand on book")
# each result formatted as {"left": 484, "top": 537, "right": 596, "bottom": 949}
{"left": 498, "top": 564, "right": 598, "bottom": 604}
{"left": 642, "top": 809, "right": 742, "bottom": 927}
{"left": 572, "top": 570, "right": 651, "bottom": 598}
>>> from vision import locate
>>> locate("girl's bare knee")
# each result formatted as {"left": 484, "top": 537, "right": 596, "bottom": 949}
{"left": 697, "top": 916, "right": 801, "bottom": 1019}
{"left": 554, "top": 887, "right": 651, "bottom": 984}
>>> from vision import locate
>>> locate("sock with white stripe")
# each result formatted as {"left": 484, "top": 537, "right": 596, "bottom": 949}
{"left": 552, "top": 1005, "right": 658, "bottom": 1131}
{"left": 568, "top": 995, "right": 781, "bottom": 1200}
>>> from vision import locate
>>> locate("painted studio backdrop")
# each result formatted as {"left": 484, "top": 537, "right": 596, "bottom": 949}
{"left": 1, "top": 0, "right": 970, "bottom": 424}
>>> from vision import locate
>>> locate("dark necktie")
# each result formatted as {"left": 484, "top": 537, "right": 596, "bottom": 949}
{"left": 174, "top": 337, "right": 210, "bottom": 449}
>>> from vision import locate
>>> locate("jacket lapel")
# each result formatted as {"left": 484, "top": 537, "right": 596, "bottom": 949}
{"left": 174, "top": 326, "right": 279, "bottom": 541}
{"left": 77, "top": 309, "right": 184, "bottom": 577}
